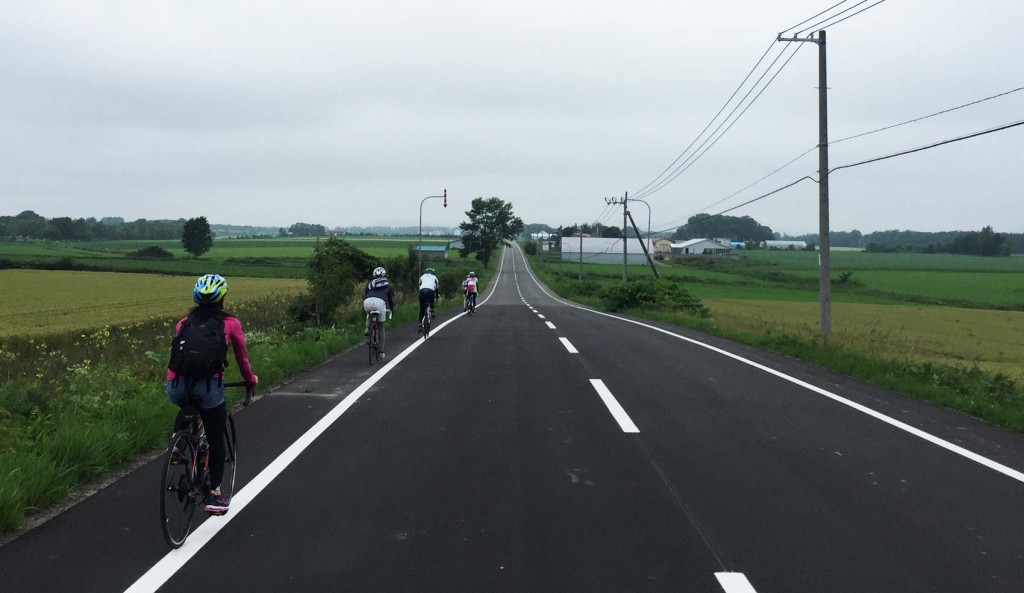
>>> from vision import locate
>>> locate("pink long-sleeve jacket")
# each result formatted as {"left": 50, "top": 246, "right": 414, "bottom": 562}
{"left": 165, "top": 315, "right": 258, "bottom": 384}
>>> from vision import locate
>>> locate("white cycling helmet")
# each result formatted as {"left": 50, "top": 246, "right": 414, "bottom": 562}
{"left": 373, "top": 266, "right": 387, "bottom": 278}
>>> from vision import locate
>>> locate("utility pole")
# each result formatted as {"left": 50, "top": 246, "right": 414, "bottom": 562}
{"left": 605, "top": 193, "right": 628, "bottom": 283}
{"left": 578, "top": 223, "right": 583, "bottom": 281}
{"left": 778, "top": 29, "right": 831, "bottom": 342}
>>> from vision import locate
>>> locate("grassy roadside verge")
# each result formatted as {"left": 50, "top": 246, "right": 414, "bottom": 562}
{"left": 0, "top": 277, "right": 481, "bottom": 535}
{"left": 526, "top": 254, "right": 1024, "bottom": 435}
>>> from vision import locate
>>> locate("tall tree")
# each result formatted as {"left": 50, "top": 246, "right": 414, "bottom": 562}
{"left": 459, "top": 197, "right": 524, "bottom": 269}
{"left": 181, "top": 216, "right": 214, "bottom": 258}
{"left": 306, "top": 237, "right": 374, "bottom": 326}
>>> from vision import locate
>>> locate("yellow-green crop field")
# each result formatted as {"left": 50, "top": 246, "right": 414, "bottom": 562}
{"left": 704, "top": 298, "right": 1024, "bottom": 382}
{"left": 0, "top": 270, "right": 306, "bottom": 337}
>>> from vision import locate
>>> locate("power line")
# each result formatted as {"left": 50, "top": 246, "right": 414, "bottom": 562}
{"left": 830, "top": 118, "right": 1024, "bottom": 173}
{"left": 676, "top": 85, "right": 1024, "bottom": 223}
{"left": 831, "top": 85, "right": 1024, "bottom": 145}
{"left": 649, "top": 118, "right": 1024, "bottom": 237}
{"left": 631, "top": 0, "right": 885, "bottom": 202}
{"left": 795, "top": 0, "right": 872, "bottom": 35}
{"left": 632, "top": 41, "right": 803, "bottom": 201}
{"left": 631, "top": 40, "right": 780, "bottom": 197}
{"left": 779, "top": 0, "right": 849, "bottom": 35}
{"left": 634, "top": 41, "right": 806, "bottom": 202}
{"left": 798, "top": 0, "right": 887, "bottom": 34}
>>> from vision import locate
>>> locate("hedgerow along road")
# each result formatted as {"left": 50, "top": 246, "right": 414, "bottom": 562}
{"left": 2, "top": 244, "right": 1023, "bottom": 593}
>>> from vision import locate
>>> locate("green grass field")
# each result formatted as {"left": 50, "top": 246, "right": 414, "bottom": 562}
{"left": 742, "top": 249, "right": 1024, "bottom": 272}
{"left": 535, "top": 248, "right": 1024, "bottom": 382}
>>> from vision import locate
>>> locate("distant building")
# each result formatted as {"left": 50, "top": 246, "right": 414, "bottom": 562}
{"left": 561, "top": 237, "right": 658, "bottom": 265}
{"left": 669, "top": 238, "right": 732, "bottom": 256}
{"left": 762, "top": 240, "right": 808, "bottom": 250}
{"left": 414, "top": 244, "right": 448, "bottom": 260}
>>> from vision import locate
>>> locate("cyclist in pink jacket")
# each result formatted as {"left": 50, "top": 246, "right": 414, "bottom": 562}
{"left": 165, "top": 274, "right": 258, "bottom": 515}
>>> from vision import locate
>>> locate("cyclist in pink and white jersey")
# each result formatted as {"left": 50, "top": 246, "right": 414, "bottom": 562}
{"left": 462, "top": 271, "right": 479, "bottom": 311}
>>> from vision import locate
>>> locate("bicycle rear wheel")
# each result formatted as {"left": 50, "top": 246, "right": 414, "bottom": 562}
{"left": 160, "top": 432, "right": 199, "bottom": 548}
{"left": 368, "top": 327, "right": 378, "bottom": 365}
{"left": 422, "top": 314, "right": 430, "bottom": 339}
{"left": 220, "top": 413, "right": 238, "bottom": 504}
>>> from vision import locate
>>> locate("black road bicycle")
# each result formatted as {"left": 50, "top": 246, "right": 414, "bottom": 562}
{"left": 464, "top": 291, "right": 476, "bottom": 315}
{"left": 420, "top": 310, "right": 431, "bottom": 339}
{"left": 368, "top": 310, "right": 384, "bottom": 364}
{"left": 160, "top": 381, "right": 252, "bottom": 548}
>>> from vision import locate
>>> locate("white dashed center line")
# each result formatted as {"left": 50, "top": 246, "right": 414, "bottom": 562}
{"left": 716, "top": 572, "right": 758, "bottom": 593}
{"left": 589, "top": 379, "right": 639, "bottom": 433}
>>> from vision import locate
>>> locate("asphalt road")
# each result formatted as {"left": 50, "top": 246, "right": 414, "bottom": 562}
{"left": 2, "top": 244, "right": 1023, "bottom": 592}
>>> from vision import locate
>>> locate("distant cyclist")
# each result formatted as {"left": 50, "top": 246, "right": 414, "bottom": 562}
{"left": 166, "top": 273, "right": 258, "bottom": 516}
{"left": 462, "top": 271, "right": 479, "bottom": 311}
{"left": 418, "top": 267, "right": 439, "bottom": 333}
{"left": 363, "top": 266, "right": 396, "bottom": 359}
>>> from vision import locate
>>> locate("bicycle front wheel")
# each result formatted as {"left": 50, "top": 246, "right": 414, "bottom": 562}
{"left": 160, "top": 432, "right": 199, "bottom": 548}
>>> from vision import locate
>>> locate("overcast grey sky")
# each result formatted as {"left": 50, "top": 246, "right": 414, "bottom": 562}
{"left": 2, "top": 1, "right": 1022, "bottom": 236}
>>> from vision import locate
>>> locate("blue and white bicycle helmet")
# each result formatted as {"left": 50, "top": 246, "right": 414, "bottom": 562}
{"left": 425, "top": 267, "right": 436, "bottom": 274}
{"left": 193, "top": 273, "right": 228, "bottom": 305}
{"left": 373, "top": 266, "right": 387, "bottom": 278}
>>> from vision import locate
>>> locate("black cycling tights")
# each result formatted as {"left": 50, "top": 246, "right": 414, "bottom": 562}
{"left": 175, "top": 403, "right": 228, "bottom": 490}
{"left": 418, "top": 288, "right": 436, "bottom": 322}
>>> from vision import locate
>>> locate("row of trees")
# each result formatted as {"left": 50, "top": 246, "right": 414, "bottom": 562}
{"left": 863, "top": 226, "right": 1013, "bottom": 256}
{"left": 784, "top": 226, "right": 1023, "bottom": 255}
{"left": 0, "top": 211, "right": 340, "bottom": 242}
{"left": 0, "top": 211, "right": 185, "bottom": 241}
{"left": 673, "top": 214, "right": 775, "bottom": 243}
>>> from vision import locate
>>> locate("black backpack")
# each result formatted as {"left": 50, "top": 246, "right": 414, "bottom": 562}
{"left": 168, "top": 313, "right": 228, "bottom": 380}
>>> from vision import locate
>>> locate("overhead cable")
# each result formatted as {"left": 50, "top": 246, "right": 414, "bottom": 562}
{"left": 631, "top": 40, "right": 780, "bottom": 198}
{"left": 798, "top": 0, "right": 887, "bottom": 34}
{"left": 680, "top": 85, "right": 1024, "bottom": 221}
{"left": 779, "top": 0, "right": 850, "bottom": 35}
{"left": 632, "top": 42, "right": 803, "bottom": 201}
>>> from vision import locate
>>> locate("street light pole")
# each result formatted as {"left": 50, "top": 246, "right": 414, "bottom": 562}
{"left": 631, "top": 197, "right": 652, "bottom": 242}
{"left": 419, "top": 189, "right": 447, "bottom": 275}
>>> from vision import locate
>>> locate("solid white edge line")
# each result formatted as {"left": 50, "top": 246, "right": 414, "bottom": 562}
{"left": 123, "top": 255, "right": 503, "bottom": 593}
{"left": 511, "top": 244, "right": 1024, "bottom": 485}
{"left": 589, "top": 379, "right": 640, "bottom": 433}
{"left": 716, "top": 572, "right": 758, "bottom": 593}
{"left": 559, "top": 337, "right": 579, "bottom": 354}
{"left": 545, "top": 321, "right": 556, "bottom": 329}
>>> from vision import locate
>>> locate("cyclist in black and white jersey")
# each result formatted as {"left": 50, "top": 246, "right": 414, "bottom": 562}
{"left": 363, "top": 266, "right": 395, "bottom": 359}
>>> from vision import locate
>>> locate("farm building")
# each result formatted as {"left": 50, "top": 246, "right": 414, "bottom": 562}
{"left": 413, "top": 244, "right": 448, "bottom": 260}
{"left": 762, "top": 240, "right": 808, "bottom": 250}
{"left": 669, "top": 238, "right": 732, "bottom": 256}
{"left": 561, "top": 237, "right": 658, "bottom": 265}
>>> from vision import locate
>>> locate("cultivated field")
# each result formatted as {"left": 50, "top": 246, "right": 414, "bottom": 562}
{"left": 0, "top": 236, "right": 456, "bottom": 278}
{"left": 0, "top": 270, "right": 307, "bottom": 337}
{"left": 536, "top": 249, "right": 1024, "bottom": 382}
